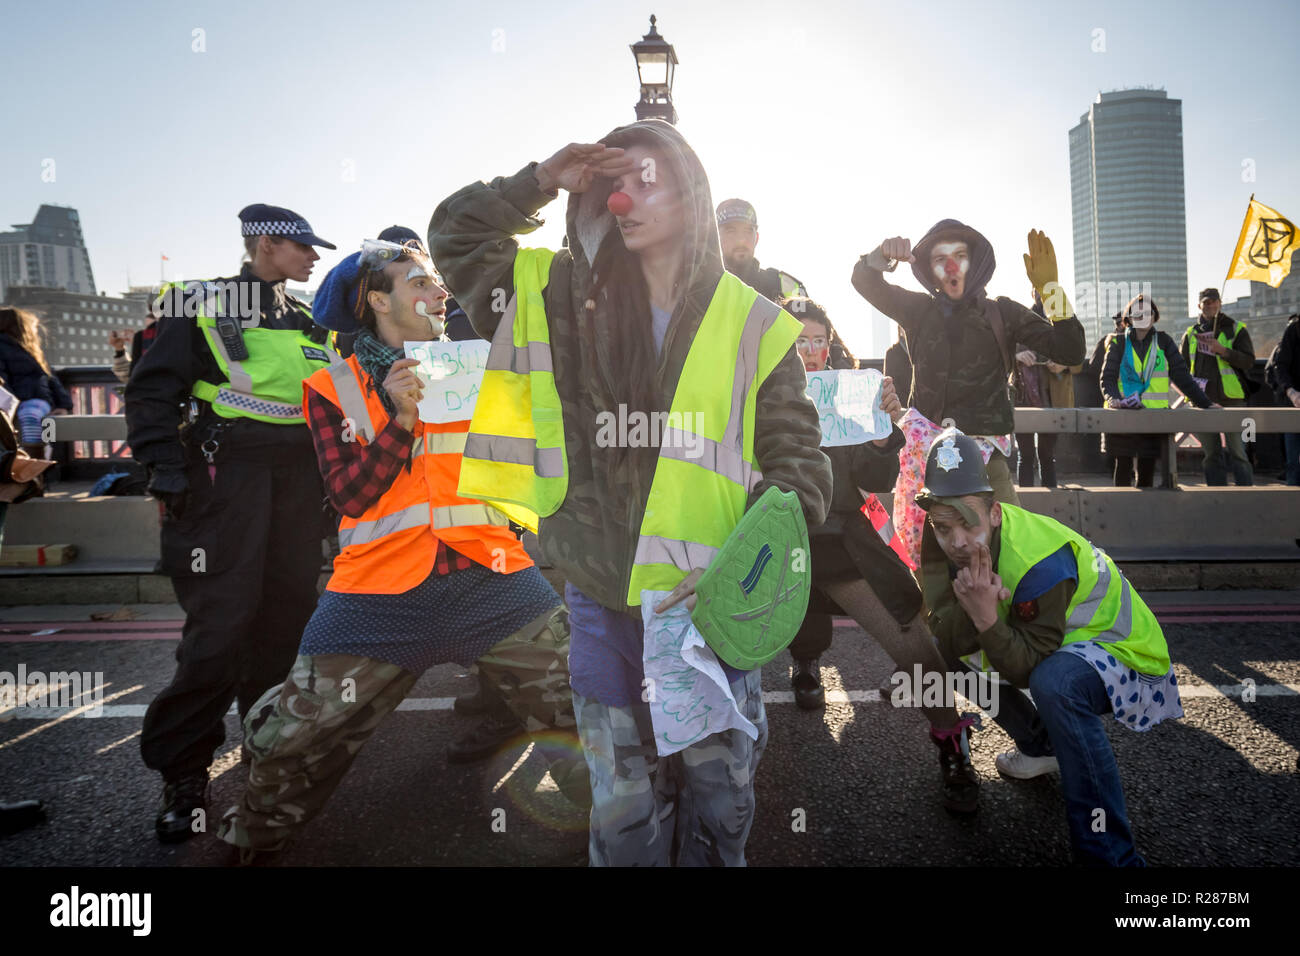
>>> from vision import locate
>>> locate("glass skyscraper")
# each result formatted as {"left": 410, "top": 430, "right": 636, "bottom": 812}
{"left": 1069, "top": 89, "right": 1188, "bottom": 343}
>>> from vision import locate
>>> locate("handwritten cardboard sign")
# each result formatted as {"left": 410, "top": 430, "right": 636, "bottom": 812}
{"left": 404, "top": 339, "right": 491, "bottom": 423}
{"left": 804, "top": 368, "right": 893, "bottom": 447}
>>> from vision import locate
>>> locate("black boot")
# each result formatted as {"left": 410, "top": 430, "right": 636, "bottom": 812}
{"left": 155, "top": 771, "right": 209, "bottom": 843}
{"left": 929, "top": 716, "right": 980, "bottom": 816}
{"left": 0, "top": 799, "right": 47, "bottom": 836}
{"left": 792, "top": 658, "right": 825, "bottom": 711}
{"left": 448, "top": 682, "right": 524, "bottom": 764}
{"left": 453, "top": 679, "right": 490, "bottom": 716}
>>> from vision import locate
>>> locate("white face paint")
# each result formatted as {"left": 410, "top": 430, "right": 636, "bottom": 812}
{"left": 931, "top": 241, "right": 970, "bottom": 282}
{"left": 1129, "top": 302, "right": 1154, "bottom": 330}
{"left": 415, "top": 300, "right": 444, "bottom": 337}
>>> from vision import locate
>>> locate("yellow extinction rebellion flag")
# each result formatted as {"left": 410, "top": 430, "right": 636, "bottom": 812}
{"left": 1226, "top": 195, "right": 1300, "bottom": 287}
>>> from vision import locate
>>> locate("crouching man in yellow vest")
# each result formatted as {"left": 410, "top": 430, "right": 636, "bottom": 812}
{"left": 915, "top": 429, "right": 1182, "bottom": 866}
{"left": 217, "top": 239, "right": 588, "bottom": 862}
{"left": 430, "top": 121, "right": 832, "bottom": 866}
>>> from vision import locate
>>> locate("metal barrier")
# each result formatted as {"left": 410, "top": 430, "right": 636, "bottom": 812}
{"left": 32, "top": 402, "right": 1300, "bottom": 563}
{"left": 47, "top": 367, "right": 133, "bottom": 480}
{"left": 1013, "top": 407, "right": 1300, "bottom": 489}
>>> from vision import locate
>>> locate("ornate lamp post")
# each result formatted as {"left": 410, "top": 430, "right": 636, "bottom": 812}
{"left": 631, "top": 15, "right": 679, "bottom": 124}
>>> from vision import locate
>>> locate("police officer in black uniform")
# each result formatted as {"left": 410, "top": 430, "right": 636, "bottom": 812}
{"left": 126, "top": 204, "right": 338, "bottom": 841}
{"left": 716, "top": 198, "right": 808, "bottom": 304}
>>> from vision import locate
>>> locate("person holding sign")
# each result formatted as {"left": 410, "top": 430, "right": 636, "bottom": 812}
{"left": 430, "top": 120, "right": 831, "bottom": 866}
{"left": 785, "top": 298, "right": 981, "bottom": 815}
{"left": 1099, "top": 295, "right": 1215, "bottom": 487}
{"left": 218, "top": 240, "right": 589, "bottom": 861}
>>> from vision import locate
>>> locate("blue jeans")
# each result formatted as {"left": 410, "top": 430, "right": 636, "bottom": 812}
{"left": 1196, "top": 429, "right": 1253, "bottom": 486}
{"left": 1027, "top": 651, "right": 1144, "bottom": 866}
{"left": 1284, "top": 433, "right": 1300, "bottom": 486}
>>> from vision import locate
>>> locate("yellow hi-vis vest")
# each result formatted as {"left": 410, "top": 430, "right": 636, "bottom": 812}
{"left": 173, "top": 280, "right": 337, "bottom": 424}
{"left": 1187, "top": 319, "right": 1245, "bottom": 399}
{"left": 1116, "top": 334, "right": 1170, "bottom": 408}
{"left": 457, "top": 251, "right": 801, "bottom": 605}
{"left": 981, "top": 504, "right": 1170, "bottom": 677}
{"left": 625, "top": 276, "right": 800, "bottom": 604}
{"left": 456, "top": 249, "right": 565, "bottom": 533}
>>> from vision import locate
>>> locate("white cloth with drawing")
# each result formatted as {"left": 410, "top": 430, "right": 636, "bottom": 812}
{"left": 640, "top": 589, "right": 759, "bottom": 758}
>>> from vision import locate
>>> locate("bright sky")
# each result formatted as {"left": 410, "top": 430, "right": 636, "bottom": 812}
{"left": 5, "top": 0, "right": 1298, "bottom": 357}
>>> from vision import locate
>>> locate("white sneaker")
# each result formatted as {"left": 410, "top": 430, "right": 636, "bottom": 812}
{"left": 995, "top": 748, "right": 1059, "bottom": 779}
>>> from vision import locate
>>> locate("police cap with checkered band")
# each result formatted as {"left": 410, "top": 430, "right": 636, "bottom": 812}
{"left": 238, "top": 204, "right": 336, "bottom": 250}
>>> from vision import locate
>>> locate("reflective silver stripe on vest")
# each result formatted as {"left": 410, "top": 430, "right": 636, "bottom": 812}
{"left": 432, "top": 503, "right": 510, "bottom": 530}
{"left": 1090, "top": 578, "right": 1134, "bottom": 644}
{"left": 212, "top": 388, "right": 302, "bottom": 419}
{"left": 722, "top": 294, "right": 783, "bottom": 491}
{"left": 485, "top": 294, "right": 555, "bottom": 376}
{"left": 634, "top": 534, "right": 720, "bottom": 571}
{"left": 204, "top": 290, "right": 256, "bottom": 396}
{"left": 463, "top": 434, "right": 565, "bottom": 478}
{"left": 425, "top": 432, "right": 468, "bottom": 456}
{"left": 326, "top": 362, "right": 376, "bottom": 444}
{"left": 1066, "top": 546, "right": 1112, "bottom": 630}
{"left": 657, "top": 427, "right": 762, "bottom": 489}
{"left": 1066, "top": 547, "right": 1133, "bottom": 644}
{"left": 338, "top": 502, "right": 429, "bottom": 549}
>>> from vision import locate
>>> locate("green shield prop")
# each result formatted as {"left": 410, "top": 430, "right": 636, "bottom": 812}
{"left": 690, "top": 486, "right": 811, "bottom": 670}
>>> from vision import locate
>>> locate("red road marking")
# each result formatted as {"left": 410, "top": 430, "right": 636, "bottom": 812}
{"left": 1154, "top": 615, "right": 1300, "bottom": 624}
{"left": 0, "top": 621, "right": 182, "bottom": 642}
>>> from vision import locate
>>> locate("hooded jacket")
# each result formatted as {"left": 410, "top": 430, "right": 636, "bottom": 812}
{"left": 852, "top": 219, "right": 1086, "bottom": 436}
{"left": 430, "top": 119, "right": 831, "bottom": 614}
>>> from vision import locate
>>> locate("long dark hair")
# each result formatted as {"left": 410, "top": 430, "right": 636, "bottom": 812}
{"left": 579, "top": 128, "right": 685, "bottom": 469}
{"left": 782, "top": 297, "right": 858, "bottom": 369}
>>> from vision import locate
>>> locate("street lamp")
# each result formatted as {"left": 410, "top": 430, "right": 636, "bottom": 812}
{"left": 631, "top": 15, "right": 678, "bottom": 124}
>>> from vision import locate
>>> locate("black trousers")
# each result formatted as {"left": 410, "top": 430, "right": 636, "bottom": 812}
{"left": 1015, "top": 432, "right": 1058, "bottom": 488}
{"left": 140, "top": 439, "right": 324, "bottom": 780}
{"left": 1113, "top": 456, "right": 1156, "bottom": 488}
{"left": 788, "top": 526, "right": 924, "bottom": 663}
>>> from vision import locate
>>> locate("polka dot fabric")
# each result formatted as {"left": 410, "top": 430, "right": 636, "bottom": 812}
{"left": 299, "top": 563, "right": 560, "bottom": 674}
{"left": 1060, "top": 640, "right": 1183, "bottom": 732}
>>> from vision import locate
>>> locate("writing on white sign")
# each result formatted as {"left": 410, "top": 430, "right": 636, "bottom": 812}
{"left": 404, "top": 339, "right": 491, "bottom": 423}
{"left": 804, "top": 368, "right": 893, "bottom": 447}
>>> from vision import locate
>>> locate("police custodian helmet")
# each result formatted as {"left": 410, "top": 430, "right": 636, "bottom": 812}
{"left": 915, "top": 428, "right": 993, "bottom": 509}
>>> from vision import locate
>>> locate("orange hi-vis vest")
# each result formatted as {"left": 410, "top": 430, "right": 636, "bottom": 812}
{"left": 303, "top": 354, "right": 532, "bottom": 594}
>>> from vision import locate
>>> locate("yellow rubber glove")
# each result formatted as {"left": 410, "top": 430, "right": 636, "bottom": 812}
{"left": 1024, "top": 229, "right": 1073, "bottom": 320}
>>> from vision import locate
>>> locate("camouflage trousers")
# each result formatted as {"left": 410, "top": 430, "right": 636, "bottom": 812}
{"left": 217, "top": 605, "right": 587, "bottom": 851}
{"left": 574, "top": 668, "right": 768, "bottom": 867}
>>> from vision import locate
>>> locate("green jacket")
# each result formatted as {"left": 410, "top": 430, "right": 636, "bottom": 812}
{"left": 920, "top": 523, "right": 1076, "bottom": 688}
{"left": 429, "top": 121, "right": 831, "bottom": 614}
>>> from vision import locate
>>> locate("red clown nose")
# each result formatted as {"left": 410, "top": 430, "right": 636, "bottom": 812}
{"left": 606, "top": 191, "right": 633, "bottom": 217}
